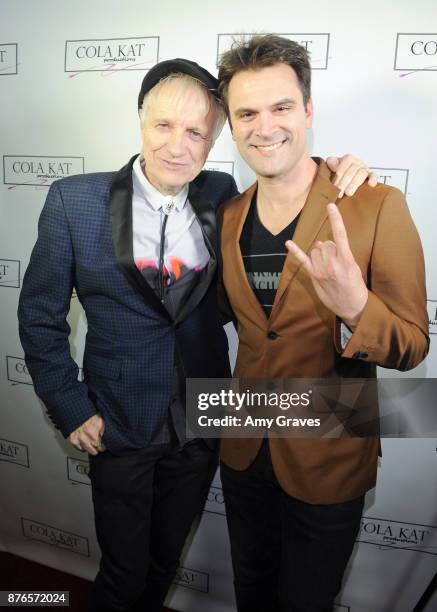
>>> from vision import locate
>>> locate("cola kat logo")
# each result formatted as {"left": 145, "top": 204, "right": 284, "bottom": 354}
{"left": 3, "top": 156, "right": 84, "bottom": 187}
{"left": 173, "top": 566, "right": 209, "bottom": 593}
{"left": 204, "top": 160, "right": 235, "bottom": 176}
{"left": 217, "top": 33, "right": 330, "bottom": 69}
{"left": 0, "top": 259, "right": 21, "bottom": 288}
{"left": 0, "top": 44, "right": 18, "bottom": 75}
{"left": 67, "top": 457, "right": 90, "bottom": 485}
{"left": 428, "top": 300, "right": 437, "bottom": 335}
{"left": 370, "top": 168, "right": 409, "bottom": 195}
{"left": 358, "top": 516, "right": 437, "bottom": 555}
{"left": 65, "top": 36, "right": 159, "bottom": 73}
{"left": 395, "top": 34, "right": 437, "bottom": 71}
{"left": 204, "top": 485, "right": 225, "bottom": 516}
{"left": 6, "top": 356, "right": 82, "bottom": 385}
{"left": 0, "top": 438, "right": 29, "bottom": 468}
{"left": 22, "top": 519, "right": 90, "bottom": 556}
{"left": 6, "top": 356, "right": 33, "bottom": 386}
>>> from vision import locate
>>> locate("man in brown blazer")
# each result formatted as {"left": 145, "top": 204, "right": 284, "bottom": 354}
{"left": 216, "top": 35, "right": 429, "bottom": 612}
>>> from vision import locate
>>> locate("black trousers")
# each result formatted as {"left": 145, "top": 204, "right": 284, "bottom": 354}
{"left": 88, "top": 439, "right": 217, "bottom": 612}
{"left": 221, "top": 438, "right": 364, "bottom": 612}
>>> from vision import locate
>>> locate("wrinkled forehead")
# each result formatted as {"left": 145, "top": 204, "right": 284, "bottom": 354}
{"left": 146, "top": 77, "right": 212, "bottom": 120}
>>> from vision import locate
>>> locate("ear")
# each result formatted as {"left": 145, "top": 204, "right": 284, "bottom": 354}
{"left": 305, "top": 98, "right": 314, "bottom": 129}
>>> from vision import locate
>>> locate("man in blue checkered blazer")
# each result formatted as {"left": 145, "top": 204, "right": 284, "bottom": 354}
{"left": 18, "top": 57, "right": 373, "bottom": 611}
{"left": 18, "top": 59, "right": 238, "bottom": 612}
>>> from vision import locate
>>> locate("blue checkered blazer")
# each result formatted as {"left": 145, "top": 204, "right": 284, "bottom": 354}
{"left": 18, "top": 155, "right": 238, "bottom": 452}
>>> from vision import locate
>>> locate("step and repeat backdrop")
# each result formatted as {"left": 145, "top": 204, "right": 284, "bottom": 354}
{"left": 1, "top": 1, "right": 437, "bottom": 610}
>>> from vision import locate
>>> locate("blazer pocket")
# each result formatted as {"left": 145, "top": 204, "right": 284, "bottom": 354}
{"left": 84, "top": 354, "right": 122, "bottom": 380}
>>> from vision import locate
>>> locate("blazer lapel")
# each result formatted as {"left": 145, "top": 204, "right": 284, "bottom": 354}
{"left": 173, "top": 176, "right": 219, "bottom": 325}
{"left": 224, "top": 184, "right": 268, "bottom": 327}
{"left": 272, "top": 161, "right": 341, "bottom": 311}
{"left": 109, "top": 154, "right": 170, "bottom": 319}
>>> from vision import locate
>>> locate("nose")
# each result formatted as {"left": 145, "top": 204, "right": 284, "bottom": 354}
{"left": 254, "top": 111, "right": 275, "bottom": 139}
{"left": 166, "top": 129, "right": 186, "bottom": 157}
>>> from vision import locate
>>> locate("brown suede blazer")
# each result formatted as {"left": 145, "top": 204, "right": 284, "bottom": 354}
{"left": 218, "top": 160, "right": 429, "bottom": 505}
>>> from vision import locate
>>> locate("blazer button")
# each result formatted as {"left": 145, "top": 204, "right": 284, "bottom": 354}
{"left": 267, "top": 331, "right": 279, "bottom": 340}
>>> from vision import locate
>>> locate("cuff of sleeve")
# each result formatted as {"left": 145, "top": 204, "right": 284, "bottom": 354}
{"left": 43, "top": 387, "right": 98, "bottom": 439}
{"left": 334, "top": 291, "right": 385, "bottom": 360}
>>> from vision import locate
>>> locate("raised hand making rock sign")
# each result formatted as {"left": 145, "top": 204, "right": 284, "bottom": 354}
{"left": 286, "top": 202, "right": 368, "bottom": 330}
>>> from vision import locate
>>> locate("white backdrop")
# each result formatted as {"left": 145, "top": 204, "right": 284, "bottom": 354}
{"left": 1, "top": 1, "right": 437, "bottom": 610}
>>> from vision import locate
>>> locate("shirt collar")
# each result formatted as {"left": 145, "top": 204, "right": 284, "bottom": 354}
{"left": 133, "top": 154, "right": 189, "bottom": 212}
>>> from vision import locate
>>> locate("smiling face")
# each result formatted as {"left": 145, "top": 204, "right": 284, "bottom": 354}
{"left": 139, "top": 78, "right": 218, "bottom": 195}
{"left": 227, "top": 63, "right": 313, "bottom": 181}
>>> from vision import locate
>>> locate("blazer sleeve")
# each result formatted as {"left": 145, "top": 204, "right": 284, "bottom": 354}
{"left": 17, "top": 181, "right": 97, "bottom": 437}
{"left": 334, "top": 187, "right": 429, "bottom": 371}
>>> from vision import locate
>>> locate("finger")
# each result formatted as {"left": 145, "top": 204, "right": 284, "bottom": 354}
{"left": 88, "top": 437, "right": 104, "bottom": 454}
{"left": 318, "top": 240, "right": 337, "bottom": 265}
{"left": 82, "top": 425, "right": 105, "bottom": 452}
{"left": 285, "top": 240, "right": 314, "bottom": 274}
{"left": 69, "top": 432, "right": 82, "bottom": 450}
{"left": 336, "top": 165, "right": 368, "bottom": 198}
{"left": 91, "top": 414, "right": 105, "bottom": 436}
{"left": 343, "top": 167, "right": 370, "bottom": 197}
{"left": 84, "top": 442, "right": 99, "bottom": 456}
{"left": 332, "top": 154, "right": 359, "bottom": 187}
{"left": 92, "top": 437, "right": 105, "bottom": 452}
{"left": 325, "top": 156, "right": 340, "bottom": 174}
{"left": 368, "top": 171, "right": 378, "bottom": 187}
{"left": 327, "top": 204, "right": 352, "bottom": 257}
{"left": 82, "top": 424, "right": 103, "bottom": 446}
{"left": 78, "top": 432, "right": 100, "bottom": 456}
{"left": 309, "top": 245, "right": 325, "bottom": 277}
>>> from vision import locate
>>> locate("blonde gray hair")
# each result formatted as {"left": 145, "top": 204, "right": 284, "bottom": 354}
{"left": 139, "top": 73, "right": 227, "bottom": 142}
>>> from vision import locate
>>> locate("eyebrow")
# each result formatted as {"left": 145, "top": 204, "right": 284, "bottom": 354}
{"left": 233, "top": 97, "right": 296, "bottom": 115}
{"left": 153, "top": 115, "right": 205, "bottom": 128}
{"left": 153, "top": 115, "right": 172, "bottom": 123}
{"left": 273, "top": 98, "right": 296, "bottom": 107}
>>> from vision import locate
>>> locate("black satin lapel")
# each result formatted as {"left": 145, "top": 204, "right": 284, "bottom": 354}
{"left": 110, "top": 154, "right": 170, "bottom": 319}
{"left": 173, "top": 179, "right": 218, "bottom": 325}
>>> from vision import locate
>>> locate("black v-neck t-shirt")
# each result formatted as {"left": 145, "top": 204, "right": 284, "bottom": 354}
{"left": 239, "top": 193, "right": 300, "bottom": 317}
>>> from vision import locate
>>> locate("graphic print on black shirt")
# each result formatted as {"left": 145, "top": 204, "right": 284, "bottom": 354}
{"left": 239, "top": 193, "right": 300, "bottom": 317}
